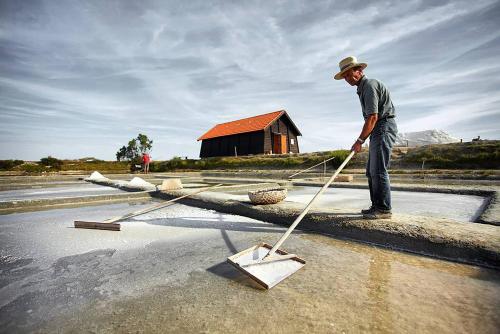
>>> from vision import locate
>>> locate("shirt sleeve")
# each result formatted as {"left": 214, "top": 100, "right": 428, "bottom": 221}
{"left": 363, "top": 82, "right": 379, "bottom": 115}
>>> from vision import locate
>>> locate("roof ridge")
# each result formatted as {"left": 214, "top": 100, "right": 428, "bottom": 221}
{"left": 215, "top": 110, "right": 284, "bottom": 126}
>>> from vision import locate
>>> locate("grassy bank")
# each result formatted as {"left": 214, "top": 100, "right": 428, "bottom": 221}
{"left": 149, "top": 150, "right": 351, "bottom": 172}
{"left": 60, "top": 160, "right": 130, "bottom": 172}
{"left": 0, "top": 159, "right": 130, "bottom": 174}
{"left": 1, "top": 141, "right": 498, "bottom": 175}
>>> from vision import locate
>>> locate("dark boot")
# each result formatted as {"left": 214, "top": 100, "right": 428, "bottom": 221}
{"left": 361, "top": 206, "right": 375, "bottom": 214}
{"left": 363, "top": 208, "right": 392, "bottom": 219}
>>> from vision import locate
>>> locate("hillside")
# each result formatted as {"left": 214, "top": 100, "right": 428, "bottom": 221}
{"left": 155, "top": 140, "right": 500, "bottom": 170}
{"left": 397, "top": 140, "right": 499, "bottom": 169}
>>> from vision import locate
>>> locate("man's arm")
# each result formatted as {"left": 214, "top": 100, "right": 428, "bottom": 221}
{"left": 351, "top": 113, "right": 378, "bottom": 152}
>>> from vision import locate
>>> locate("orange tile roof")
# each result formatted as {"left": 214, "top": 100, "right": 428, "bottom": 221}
{"left": 197, "top": 110, "right": 285, "bottom": 141}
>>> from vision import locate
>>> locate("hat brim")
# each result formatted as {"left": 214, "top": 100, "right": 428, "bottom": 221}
{"left": 333, "top": 63, "right": 367, "bottom": 80}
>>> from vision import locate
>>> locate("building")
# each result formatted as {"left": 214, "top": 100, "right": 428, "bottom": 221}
{"left": 197, "top": 110, "right": 302, "bottom": 158}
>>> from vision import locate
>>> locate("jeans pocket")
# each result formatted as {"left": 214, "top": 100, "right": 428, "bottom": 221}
{"left": 372, "top": 120, "right": 385, "bottom": 138}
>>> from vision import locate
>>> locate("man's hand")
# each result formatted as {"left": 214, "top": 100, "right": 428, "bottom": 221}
{"left": 351, "top": 140, "right": 363, "bottom": 153}
{"left": 351, "top": 113, "right": 377, "bottom": 152}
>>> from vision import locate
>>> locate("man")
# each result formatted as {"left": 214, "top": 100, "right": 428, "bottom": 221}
{"left": 334, "top": 56, "right": 398, "bottom": 219}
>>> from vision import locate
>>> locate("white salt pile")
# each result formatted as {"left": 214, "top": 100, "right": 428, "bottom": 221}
{"left": 85, "top": 171, "right": 109, "bottom": 181}
{"left": 127, "top": 177, "right": 155, "bottom": 189}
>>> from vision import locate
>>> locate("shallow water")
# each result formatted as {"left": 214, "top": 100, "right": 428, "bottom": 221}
{"left": 287, "top": 187, "right": 486, "bottom": 222}
{"left": 0, "top": 183, "right": 124, "bottom": 202}
{"left": 0, "top": 203, "right": 498, "bottom": 333}
{"left": 45, "top": 232, "right": 500, "bottom": 334}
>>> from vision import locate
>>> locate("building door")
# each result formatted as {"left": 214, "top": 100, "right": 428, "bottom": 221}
{"left": 273, "top": 134, "right": 280, "bottom": 153}
{"left": 273, "top": 133, "right": 288, "bottom": 154}
{"left": 280, "top": 134, "right": 287, "bottom": 153}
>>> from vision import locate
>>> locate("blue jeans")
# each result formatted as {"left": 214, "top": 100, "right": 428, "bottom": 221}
{"left": 366, "top": 118, "right": 398, "bottom": 211}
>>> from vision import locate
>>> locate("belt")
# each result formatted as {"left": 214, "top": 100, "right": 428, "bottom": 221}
{"left": 377, "top": 115, "right": 395, "bottom": 121}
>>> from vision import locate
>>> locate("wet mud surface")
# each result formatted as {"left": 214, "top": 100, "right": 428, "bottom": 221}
{"left": 0, "top": 203, "right": 499, "bottom": 333}
{"left": 44, "top": 235, "right": 500, "bottom": 334}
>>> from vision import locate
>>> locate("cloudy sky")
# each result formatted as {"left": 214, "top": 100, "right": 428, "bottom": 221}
{"left": 1, "top": 0, "right": 499, "bottom": 160}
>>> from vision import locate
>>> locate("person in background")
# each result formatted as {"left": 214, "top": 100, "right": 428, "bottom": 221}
{"left": 142, "top": 152, "right": 151, "bottom": 174}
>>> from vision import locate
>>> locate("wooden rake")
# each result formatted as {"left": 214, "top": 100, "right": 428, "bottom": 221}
{"left": 74, "top": 184, "right": 223, "bottom": 231}
{"left": 227, "top": 151, "right": 355, "bottom": 289}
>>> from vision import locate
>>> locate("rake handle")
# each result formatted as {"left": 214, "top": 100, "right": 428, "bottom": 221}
{"left": 265, "top": 151, "right": 355, "bottom": 258}
{"left": 103, "top": 183, "right": 223, "bottom": 224}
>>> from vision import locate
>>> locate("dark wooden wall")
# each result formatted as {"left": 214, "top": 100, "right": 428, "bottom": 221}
{"left": 200, "top": 131, "right": 264, "bottom": 157}
{"left": 263, "top": 116, "right": 300, "bottom": 154}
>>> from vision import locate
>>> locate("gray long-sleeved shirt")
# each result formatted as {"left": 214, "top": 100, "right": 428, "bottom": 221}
{"left": 356, "top": 76, "right": 395, "bottom": 120}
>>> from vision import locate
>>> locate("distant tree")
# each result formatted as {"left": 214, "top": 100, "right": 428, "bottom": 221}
{"left": 39, "top": 156, "right": 63, "bottom": 170}
{"left": 126, "top": 139, "right": 139, "bottom": 160}
{"left": 137, "top": 133, "right": 153, "bottom": 154}
{"left": 0, "top": 160, "right": 24, "bottom": 171}
{"left": 115, "top": 134, "right": 153, "bottom": 162}
{"left": 116, "top": 146, "right": 127, "bottom": 161}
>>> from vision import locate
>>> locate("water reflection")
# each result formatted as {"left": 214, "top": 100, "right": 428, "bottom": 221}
{"left": 367, "top": 251, "right": 393, "bottom": 332}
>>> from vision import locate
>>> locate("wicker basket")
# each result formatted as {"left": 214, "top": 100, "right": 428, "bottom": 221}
{"left": 248, "top": 188, "right": 287, "bottom": 205}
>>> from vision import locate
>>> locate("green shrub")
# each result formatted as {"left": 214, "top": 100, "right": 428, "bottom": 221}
{"left": 0, "top": 160, "right": 24, "bottom": 170}
{"left": 132, "top": 158, "right": 143, "bottom": 172}
{"left": 20, "top": 163, "right": 48, "bottom": 173}
{"left": 39, "top": 156, "right": 63, "bottom": 170}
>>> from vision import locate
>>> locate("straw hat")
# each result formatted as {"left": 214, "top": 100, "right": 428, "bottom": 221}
{"left": 333, "top": 56, "right": 367, "bottom": 80}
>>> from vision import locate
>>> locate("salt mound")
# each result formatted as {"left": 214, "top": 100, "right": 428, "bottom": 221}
{"left": 86, "top": 171, "right": 108, "bottom": 181}
{"left": 128, "top": 177, "right": 155, "bottom": 188}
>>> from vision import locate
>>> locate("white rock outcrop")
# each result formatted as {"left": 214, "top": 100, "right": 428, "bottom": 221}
{"left": 395, "top": 130, "right": 460, "bottom": 147}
